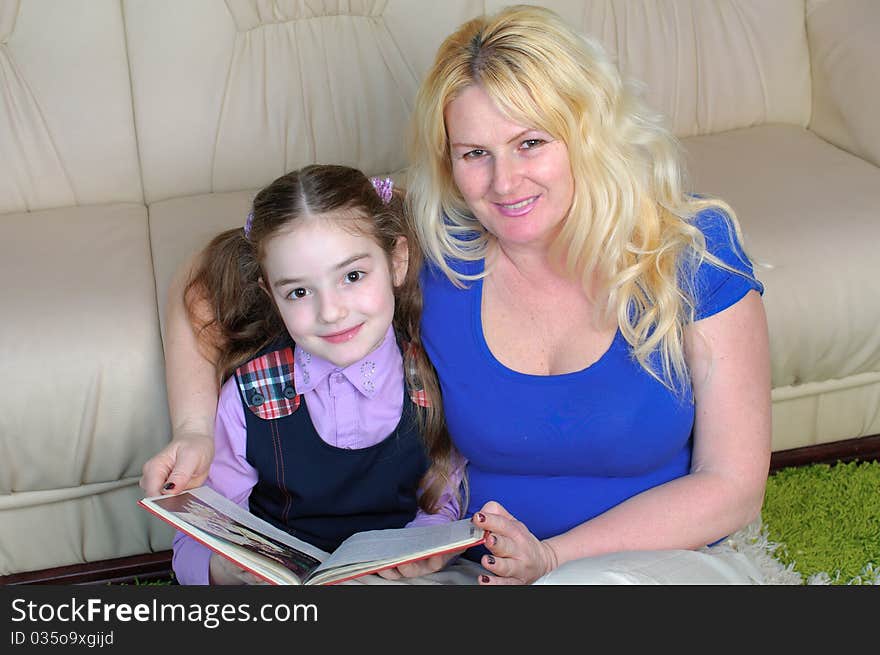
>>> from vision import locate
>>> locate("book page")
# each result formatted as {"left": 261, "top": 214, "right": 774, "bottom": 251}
{"left": 307, "top": 519, "right": 482, "bottom": 583}
{"left": 142, "top": 487, "right": 329, "bottom": 582}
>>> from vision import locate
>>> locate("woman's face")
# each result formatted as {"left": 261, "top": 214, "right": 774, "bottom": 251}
{"left": 445, "top": 85, "right": 575, "bottom": 251}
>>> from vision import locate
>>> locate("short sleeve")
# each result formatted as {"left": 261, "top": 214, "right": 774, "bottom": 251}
{"left": 689, "top": 208, "right": 764, "bottom": 321}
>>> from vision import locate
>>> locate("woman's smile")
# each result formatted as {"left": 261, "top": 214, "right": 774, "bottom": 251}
{"left": 493, "top": 195, "right": 540, "bottom": 217}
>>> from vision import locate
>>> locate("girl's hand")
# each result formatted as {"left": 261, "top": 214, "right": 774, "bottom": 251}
{"left": 208, "top": 553, "right": 267, "bottom": 585}
{"left": 473, "top": 501, "right": 559, "bottom": 585}
{"left": 139, "top": 432, "right": 215, "bottom": 497}
{"left": 375, "top": 551, "right": 458, "bottom": 580}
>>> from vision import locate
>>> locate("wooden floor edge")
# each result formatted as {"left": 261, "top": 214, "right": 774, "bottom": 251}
{"left": 0, "top": 551, "right": 174, "bottom": 586}
{"left": 769, "top": 433, "right": 880, "bottom": 471}
{"left": 3, "top": 434, "right": 878, "bottom": 585}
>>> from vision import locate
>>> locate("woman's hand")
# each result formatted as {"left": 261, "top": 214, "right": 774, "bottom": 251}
{"left": 375, "top": 551, "right": 458, "bottom": 580}
{"left": 139, "top": 431, "right": 215, "bottom": 496}
{"left": 208, "top": 553, "right": 267, "bottom": 585}
{"left": 474, "top": 501, "right": 559, "bottom": 585}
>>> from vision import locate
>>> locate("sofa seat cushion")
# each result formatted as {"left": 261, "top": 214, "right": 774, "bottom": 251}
{"left": 0, "top": 203, "right": 170, "bottom": 494}
{"left": 683, "top": 123, "right": 880, "bottom": 389}
{"left": 0, "top": 481, "right": 172, "bottom": 575}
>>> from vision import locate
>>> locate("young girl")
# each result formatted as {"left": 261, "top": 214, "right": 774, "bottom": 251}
{"left": 171, "top": 165, "right": 463, "bottom": 584}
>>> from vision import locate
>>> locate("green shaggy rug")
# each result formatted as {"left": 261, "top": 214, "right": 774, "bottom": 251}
{"left": 724, "top": 460, "right": 879, "bottom": 585}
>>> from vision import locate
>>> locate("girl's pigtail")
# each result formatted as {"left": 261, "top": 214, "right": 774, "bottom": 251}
{"left": 393, "top": 202, "right": 467, "bottom": 516}
{"left": 184, "top": 226, "right": 285, "bottom": 383}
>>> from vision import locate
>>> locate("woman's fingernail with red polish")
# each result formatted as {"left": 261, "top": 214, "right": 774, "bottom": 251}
{"left": 486, "top": 555, "right": 496, "bottom": 565}
{"left": 476, "top": 512, "right": 486, "bottom": 523}
{"left": 163, "top": 482, "right": 176, "bottom": 491}
{"left": 480, "top": 575, "right": 490, "bottom": 584}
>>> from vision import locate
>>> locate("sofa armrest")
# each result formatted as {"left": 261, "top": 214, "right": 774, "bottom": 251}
{"left": 807, "top": 0, "right": 880, "bottom": 168}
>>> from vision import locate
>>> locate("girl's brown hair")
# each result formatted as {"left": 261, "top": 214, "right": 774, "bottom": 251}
{"left": 185, "top": 164, "right": 460, "bottom": 514}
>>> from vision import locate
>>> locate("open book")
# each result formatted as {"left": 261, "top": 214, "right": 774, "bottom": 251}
{"left": 139, "top": 486, "right": 485, "bottom": 585}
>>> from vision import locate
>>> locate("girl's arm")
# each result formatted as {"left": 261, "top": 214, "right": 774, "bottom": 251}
{"left": 377, "top": 451, "right": 468, "bottom": 579}
{"left": 406, "top": 448, "right": 468, "bottom": 527}
{"left": 141, "top": 255, "right": 221, "bottom": 496}
{"left": 475, "top": 290, "right": 772, "bottom": 584}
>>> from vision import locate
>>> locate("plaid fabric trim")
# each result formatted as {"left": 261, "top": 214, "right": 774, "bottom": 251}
{"left": 402, "top": 340, "right": 432, "bottom": 408}
{"left": 409, "top": 388, "right": 430, "bottom": 408}
{"left": 235, "top": 346, "right": 301, "bottom": 420}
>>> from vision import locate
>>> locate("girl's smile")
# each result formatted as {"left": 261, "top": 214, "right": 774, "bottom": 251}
{"left": 320, "top": 323, "right": 363, "bottom": 344}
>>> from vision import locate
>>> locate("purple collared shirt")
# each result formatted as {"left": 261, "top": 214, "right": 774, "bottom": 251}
{"left": 293, "top": 325, "right": 405, "bottom": 448}
{"left": 172, "top": 326, "right": 464, "bottom": 584}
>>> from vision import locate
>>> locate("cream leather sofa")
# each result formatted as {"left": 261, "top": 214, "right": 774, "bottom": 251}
{"left": 2, "top": 0, "right": 878, "bottom": 579}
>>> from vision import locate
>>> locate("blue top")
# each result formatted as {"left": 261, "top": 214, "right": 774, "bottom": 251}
{"left": 419, "top": 209, "right": 763, "bottom": 541}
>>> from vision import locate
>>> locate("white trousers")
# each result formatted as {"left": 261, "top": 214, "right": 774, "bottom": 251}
{"left": 533, "top": 547, "right": 765, "bottom": 585}
{"left": 347, "top": 545, "right": 765, "bottom": 585}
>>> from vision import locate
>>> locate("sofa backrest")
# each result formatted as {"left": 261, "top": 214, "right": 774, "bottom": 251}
{"left": 547, "top": 0, "right": 811, "bottom": 137}
{"left": 124, "top": 0, "right": 812, "bottom": 205}
{"left": 0, "top": 0, "right": 142, "bottom": 214}
{"left": 123, "top": 0, "right": 484, "bottom": 204}
{"left": 807, "top": 0, "right": 880, "bottom": 168}
{"left": 1, "top": 1, "right": 813, "bottom": 209}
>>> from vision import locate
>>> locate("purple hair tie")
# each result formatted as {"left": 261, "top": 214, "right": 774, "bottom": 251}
{"left": 370, "top": 176, "right": 394, "bottom": 205}
{"left": 244, "top": 211, "right": 254, "bottom": 239}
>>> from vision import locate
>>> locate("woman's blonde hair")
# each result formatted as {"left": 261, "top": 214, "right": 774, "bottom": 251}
{"left": 407, "top": 4, "right": 750, "bottom": 391}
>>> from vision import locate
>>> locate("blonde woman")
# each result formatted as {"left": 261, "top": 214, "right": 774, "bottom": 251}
{"left": 143, "top": 5, "right": 770, "bottom": 584}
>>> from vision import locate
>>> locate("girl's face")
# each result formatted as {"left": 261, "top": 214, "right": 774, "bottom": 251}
{"left": 445, "top": 84, "right": 575, "bottom": 252}
{"left": 261, "top": 215, "right": 407, "bottom": 368}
